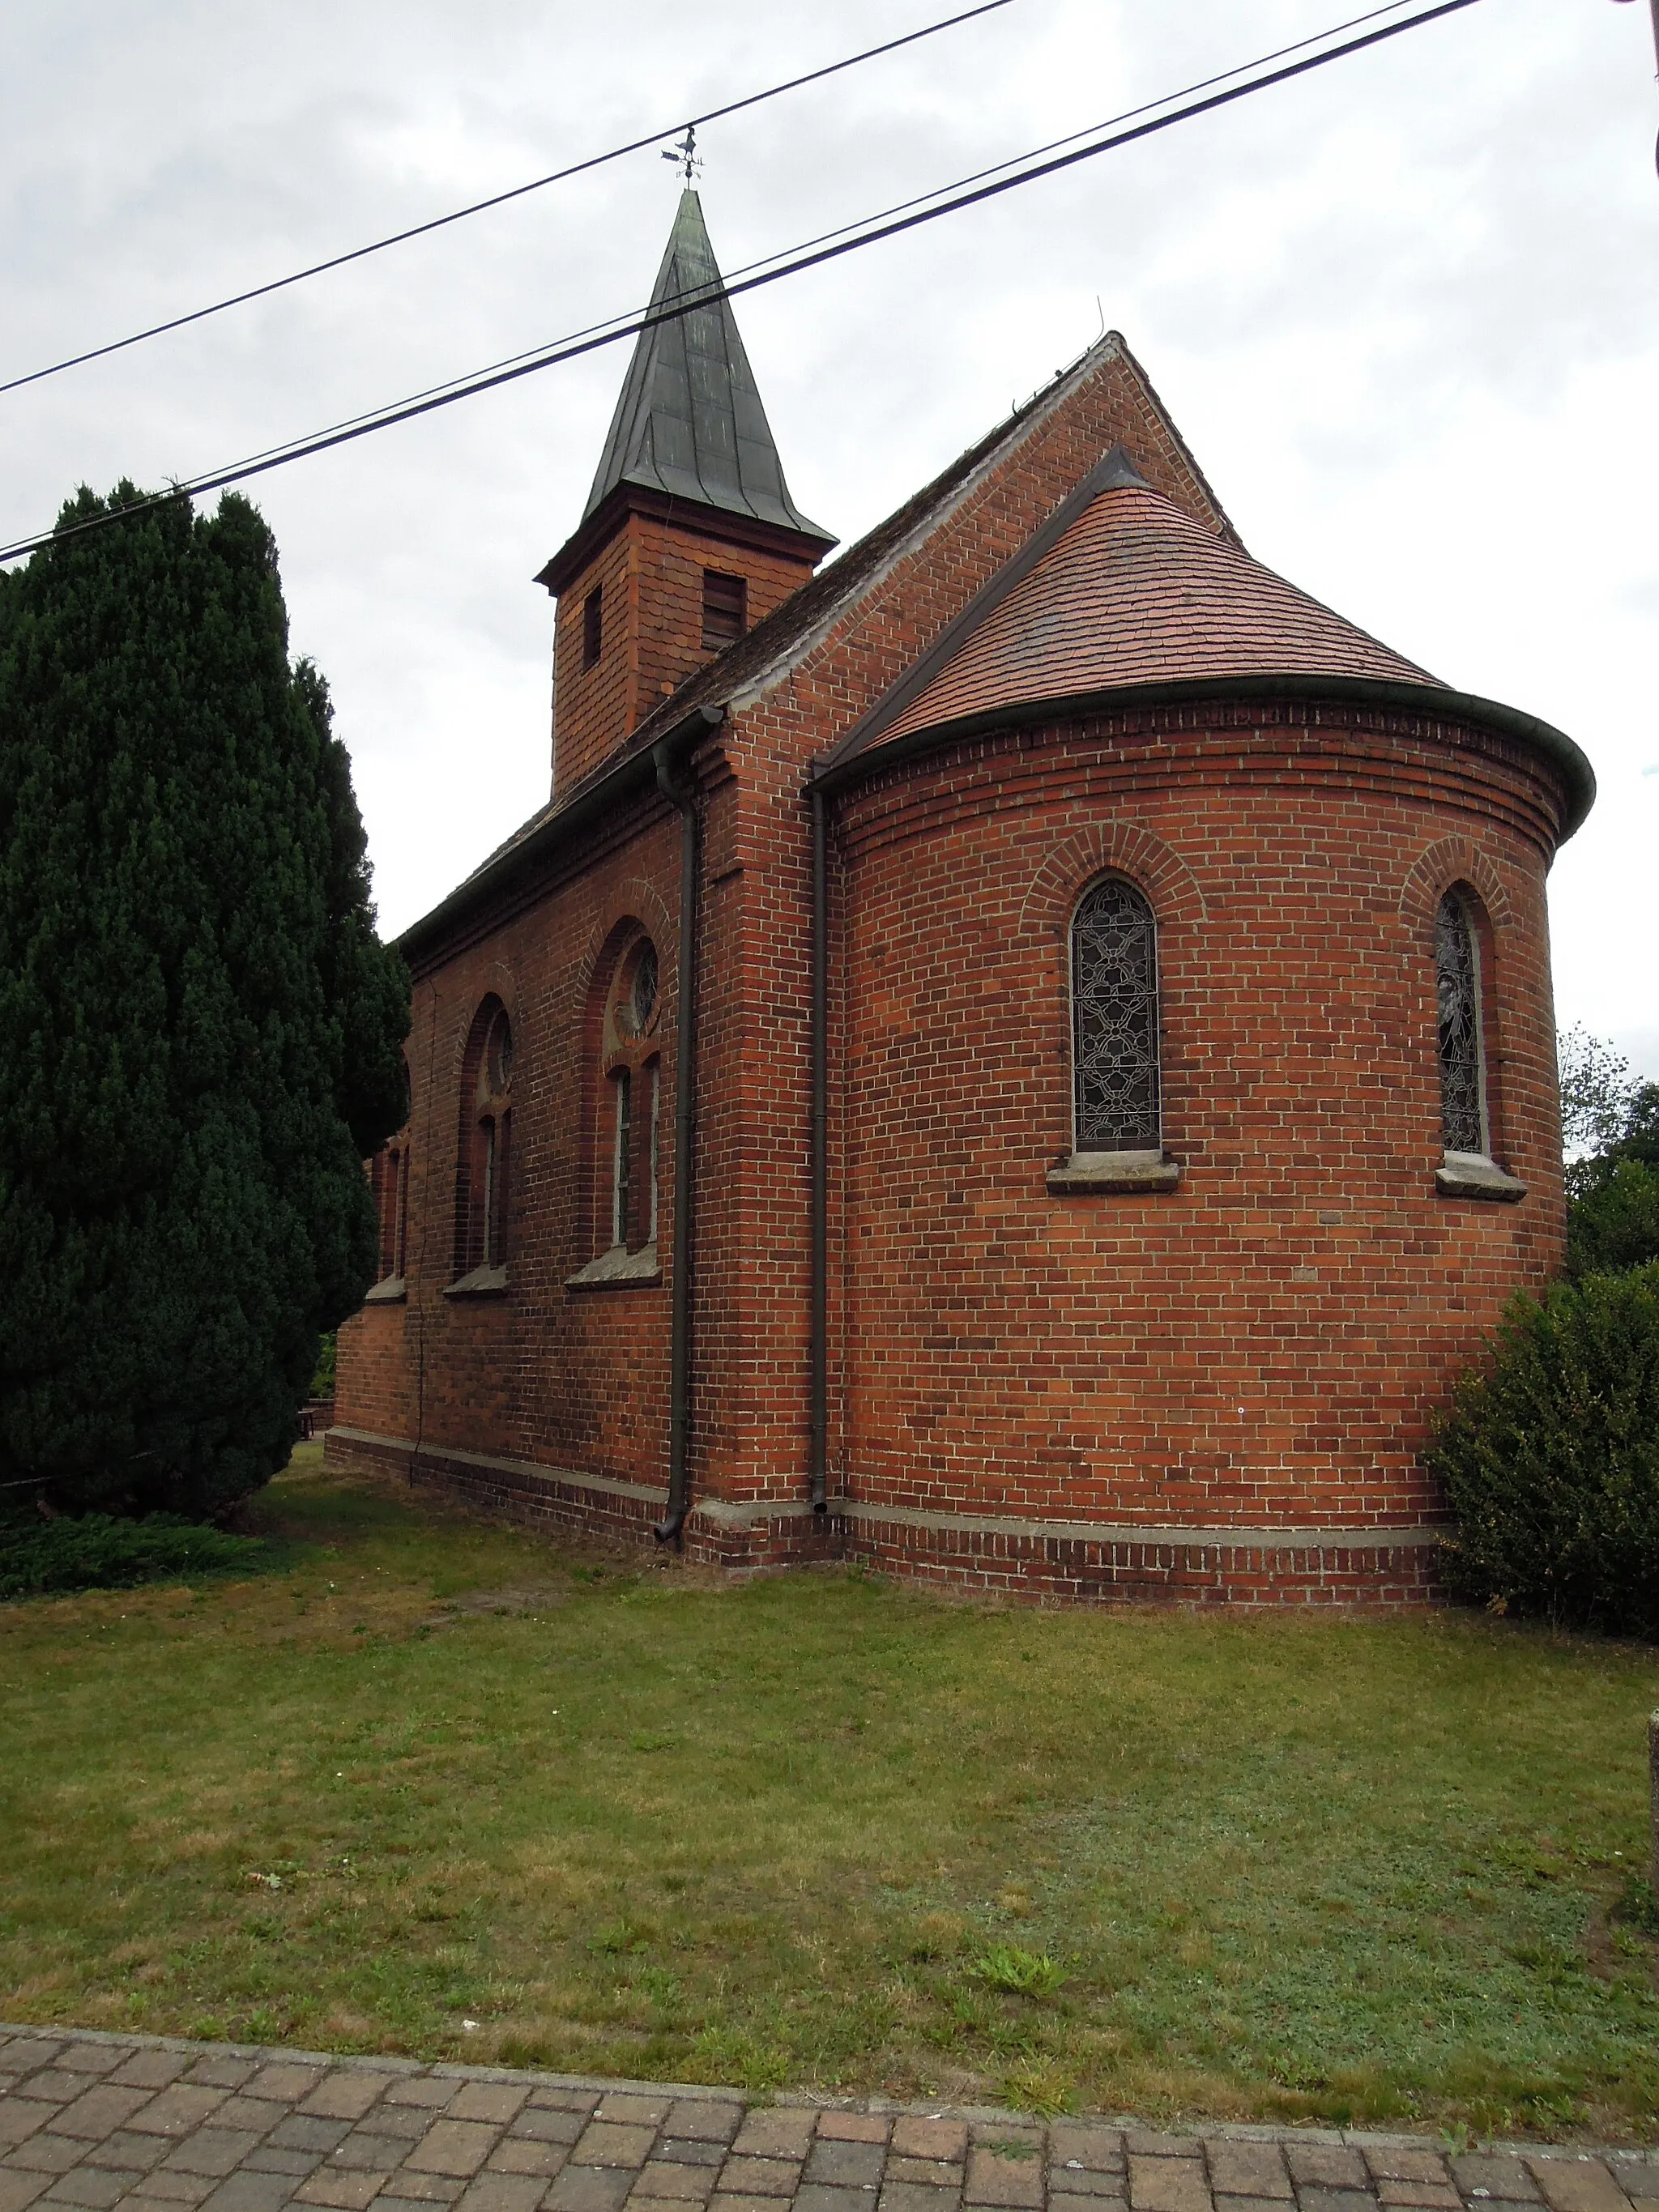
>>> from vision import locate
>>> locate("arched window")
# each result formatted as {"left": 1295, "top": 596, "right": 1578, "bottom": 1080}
{"left": 603, "top": 940, "right": 659, "bottom": 1253}
{"left": 569, "top": 930, "right": 664, "bottom": 1288}
{"left": 454, "top": 998, "right": 513, "bottom": 1285}
{"left": 1435, "top": 889, "right": 1487, "bottom": 1157}
{"left": 1072, "top": 876, "right": 1161, "bottom": 1153}
{"left": 369, "top": 1057, "right": 412, "bottom": 1287}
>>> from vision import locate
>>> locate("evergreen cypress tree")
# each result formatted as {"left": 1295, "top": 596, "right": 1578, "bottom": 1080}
{"left": 0, "top": 484, "right": 410, "bottom": 1518}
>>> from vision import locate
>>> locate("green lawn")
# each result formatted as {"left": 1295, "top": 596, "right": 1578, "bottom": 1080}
{"left": 2, "top": 1449, "right": 1657, "bottom": 2141}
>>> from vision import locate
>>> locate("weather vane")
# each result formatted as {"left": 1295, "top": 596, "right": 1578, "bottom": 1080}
{"left": 662, "top": 124, "right": 702, "bottom": 187}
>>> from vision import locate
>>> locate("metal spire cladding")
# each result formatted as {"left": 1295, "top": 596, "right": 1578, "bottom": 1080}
{"left": 582, "top": 190, "right": 830, "bottom": 541}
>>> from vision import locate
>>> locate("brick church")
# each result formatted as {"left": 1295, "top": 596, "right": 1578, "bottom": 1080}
{"left": 329, "top": 190, "right": 1594, "bottom": 1603}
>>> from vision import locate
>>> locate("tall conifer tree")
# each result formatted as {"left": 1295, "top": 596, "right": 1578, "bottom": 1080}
{"left": 0, "top": 485, "right": 410, "bottom": 1515}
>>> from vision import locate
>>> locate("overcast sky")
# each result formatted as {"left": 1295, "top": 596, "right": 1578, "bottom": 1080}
{"left": 5, "top": 0, "right": 1656, "bottom": 1080}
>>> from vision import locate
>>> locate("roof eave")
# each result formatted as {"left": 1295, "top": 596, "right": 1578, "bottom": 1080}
{"left": 807, "top": 671, "right": 1595, "bottom": 843}
{"left": 398, "top": 704, "right": 726, "bottom": 968}
{"left": 535, "top": 480, "right": 836, "bottom": 598}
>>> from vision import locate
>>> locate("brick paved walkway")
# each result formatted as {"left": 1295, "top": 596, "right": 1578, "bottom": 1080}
{"left": 2, "top": 2029, "right": 1655, "bottom": 2212}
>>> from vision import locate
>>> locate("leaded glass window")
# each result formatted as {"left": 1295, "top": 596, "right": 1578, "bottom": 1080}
{"left": 1435, "top": 890, "right": 1486, "bottom": 1155}
{"left": 1072, "top": 878, "right": 1160, "bottom": 1151}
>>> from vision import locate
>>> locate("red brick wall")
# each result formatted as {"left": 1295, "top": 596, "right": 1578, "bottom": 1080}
{"left": 823, "top": 701, "right": 1566, "bottom": 1533}
{"left": 549, "top": 509, "right": 817, "bottom": 802}
{"left": 336, "top": 794, "right": 689, "bottom": 1490}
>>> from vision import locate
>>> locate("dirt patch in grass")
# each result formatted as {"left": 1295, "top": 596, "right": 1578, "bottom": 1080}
{"left": 2, "top": 1446, "right": 1657, "bottom": 2139}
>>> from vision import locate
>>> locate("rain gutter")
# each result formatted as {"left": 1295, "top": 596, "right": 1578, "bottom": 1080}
{"left": 652, "top": 727, "right": 710, "bottom": 1548}
{"left": 808, "top": 672, "right": 1594, "bottom": 841}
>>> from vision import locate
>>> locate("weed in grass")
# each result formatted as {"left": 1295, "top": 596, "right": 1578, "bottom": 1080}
{"left": 1610, "top": 1873, "right": 1659, "bottom": 1950}
{"left": 972, "top": 1945, "right": 1069, "bottom": 1997}
{"left": 589, "top": 1920, "right": 650, "bottom": 1956}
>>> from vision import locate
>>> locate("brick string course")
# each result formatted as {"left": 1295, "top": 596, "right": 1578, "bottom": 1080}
{"left": 333, "top": 339, "right": 1573, "bottom": 1604}
{"left": 2, "top": 2030, "right": 1654, "bottom": 2212}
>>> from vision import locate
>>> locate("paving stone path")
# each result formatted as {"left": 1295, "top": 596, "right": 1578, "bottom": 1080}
{"left": 2, "top": 2029, "right": 1655, "bottom": 2212}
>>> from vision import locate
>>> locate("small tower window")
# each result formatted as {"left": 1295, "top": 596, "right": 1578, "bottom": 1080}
{"left": 702, "top": 570, "right": 747, "bottom": 651}
{"left": 1072, "top": 877, "right": 1161, "bottom": 1151}
{"left": 582, "top": 585, "right": 603, "bottom": 669}
{"left": 1435, "top": 889, "right": 1487, "bottom": 1157}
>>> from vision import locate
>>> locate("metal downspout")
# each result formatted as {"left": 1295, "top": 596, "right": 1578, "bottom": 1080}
{"left": 653, "top": 739, "right": 702, "bottom": 1548}
{"left": 809, "top": 782, "right": 829, "bottom": 1511}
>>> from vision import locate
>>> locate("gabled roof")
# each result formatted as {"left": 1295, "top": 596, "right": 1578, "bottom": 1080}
{"left": 824, "top": 446, "right": 1439, "bottom": 771}
{"left": 476, "top": 347, "right": 1112, "bottom": 890}
{"left": 580, "top": 190, "right": 831, "bottom": 542}
{"left": 404, "top": 340, "right": 1592, "bottom": 965}
{"left": 608, "top": 331, "right": 1223, "bottom": 768}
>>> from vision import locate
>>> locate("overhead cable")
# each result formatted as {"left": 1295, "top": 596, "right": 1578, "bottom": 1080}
{"left": 39, "top": 0, "right": 1426, "bottom": 508}
{"left": 0, "top": 0, "right": 1486, "bottom": 569}
{"left": 0, "top": 0, "right": 1019, "bottom": 399}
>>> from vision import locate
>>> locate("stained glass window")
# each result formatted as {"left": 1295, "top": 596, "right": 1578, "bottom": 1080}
{"left": 629, "top": 944, "right": 659, "bottom": 1034}
{"left": 1435, "top": 890, "right": 1486, "bottom": 1155}
{"left": 1072, "top": 878, "right": 1160, "bottom": 1151}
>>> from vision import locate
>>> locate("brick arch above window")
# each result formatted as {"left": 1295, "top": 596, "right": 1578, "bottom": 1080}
{"left": 1399, "top": 835, "right": 1512, "bottom": 938}
{"left": 571, "top": 879, "right": 678, "bottom": 1012}
{"left": 442, "top": 964, "right": 521, "bottom": 1081}
{"left": 1017, "top": 817, "right": 1206, "bottom": 942}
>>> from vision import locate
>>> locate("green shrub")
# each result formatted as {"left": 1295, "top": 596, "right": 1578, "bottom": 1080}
{"left": 1430, "top": 1263, "right": 1659, "bottom": 1638}
{"left": 1567, "top": 1159, "right": 1659, "bottom": 1278}
{"left": 310, "top": 1332, "right": 337, "bottom": 1400}
{"left": 0, "top": 1513, "right": 271, "bottom": 1601}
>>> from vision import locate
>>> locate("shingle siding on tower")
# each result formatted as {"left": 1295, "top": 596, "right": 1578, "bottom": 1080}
{"left": 334, "top": 197, "right": 1592, "bottom": 1605}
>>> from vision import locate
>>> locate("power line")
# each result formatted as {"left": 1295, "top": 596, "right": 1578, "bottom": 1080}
{"left": 0, "top": 0, "right": 1485, "bottom": 569}
{"left": 53, "top": 0, "right": 1423, "bottom": 513}
{"left": 0, "top": 0, "right": 1019, "bottom": 400}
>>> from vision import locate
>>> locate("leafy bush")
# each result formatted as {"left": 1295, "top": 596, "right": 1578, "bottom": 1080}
{"left": 310, "top": 1332, "right": 337, "bottom": 1400}
{"left": 0, "top": 1513, "right": 271, "bottom": 1601}
{"left": 1559, "top": 1035, "right": 1659, "bottom": 1276}
{"left": 1431, "top": 1264, "right": 1659, "bottom": 1637}
{"left": 1558, "top": 1025, "right": 1644, "bottom": 1162}
{"left": 1567, "top": 1159, "right": 1659, "bottom": 1278}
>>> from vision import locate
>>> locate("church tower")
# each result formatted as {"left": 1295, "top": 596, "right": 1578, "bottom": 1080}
{"left": 535, "top": 191, "right": 835, "bottom": 801}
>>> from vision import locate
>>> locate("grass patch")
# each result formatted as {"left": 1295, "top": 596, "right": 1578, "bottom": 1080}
{"left": 0, "top": 1511, "right": 274, "bottom": 1600}
{"left": 2, "top": 1446, "right": 1657, "bottom": 2138}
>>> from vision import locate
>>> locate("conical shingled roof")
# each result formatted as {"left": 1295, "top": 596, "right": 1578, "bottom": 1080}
{"left": 831, "top": 446, "right": 1439, "bottom": 766}
{"left": 582, "top": 190, "right": 831, "bottom": 542}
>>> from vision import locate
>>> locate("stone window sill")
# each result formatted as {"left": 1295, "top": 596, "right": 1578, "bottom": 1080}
{"left": 1436, "top": 1152, "right": 1527, "bottom": 1203}
{"left": 443, "top": 1264, "right": 509, "bottom": 1298}
{"left": 1047, "top": 1149, "right": 1182, "bottom": 1196}
{"left": 364, "top": 1275, "right": 407, "bottom": 1304}
{"left": 567, "top": 1242, "right": 663, "bottom": 1292}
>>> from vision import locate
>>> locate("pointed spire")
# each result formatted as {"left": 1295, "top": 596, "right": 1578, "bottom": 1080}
{"left": 582, "top": 190, "right": 831, "bottom": 542}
